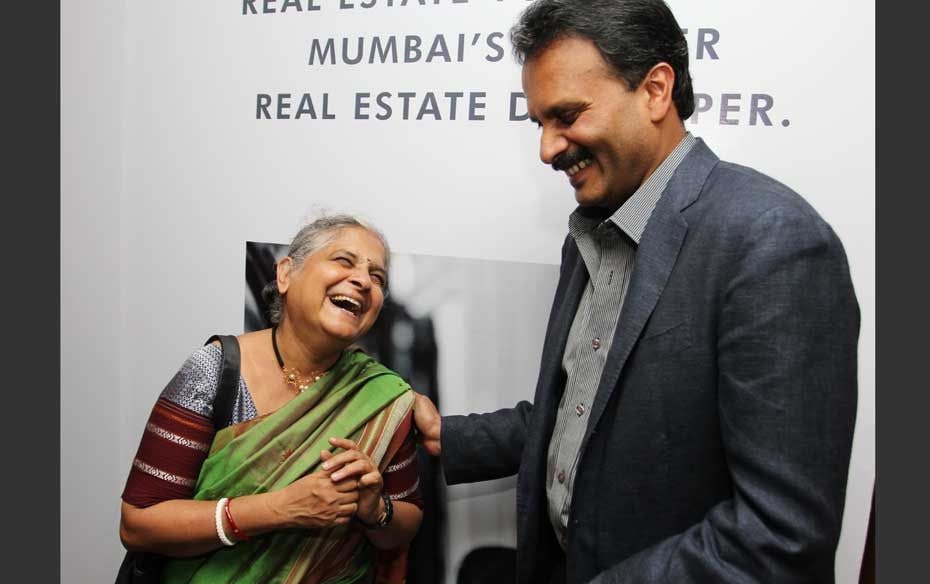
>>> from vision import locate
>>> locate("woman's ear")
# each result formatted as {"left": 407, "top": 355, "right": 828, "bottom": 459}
{"left": 276, "top": 257, "right": 294, "bottom": 295}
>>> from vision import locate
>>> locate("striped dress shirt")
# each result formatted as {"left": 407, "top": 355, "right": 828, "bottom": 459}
{"left": 546, "top": 133, "right": 697, "bottom": 548}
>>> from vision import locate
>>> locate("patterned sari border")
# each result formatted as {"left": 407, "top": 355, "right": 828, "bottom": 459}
{"left": 132, "top": 459, "right": 197, "bottom": 487}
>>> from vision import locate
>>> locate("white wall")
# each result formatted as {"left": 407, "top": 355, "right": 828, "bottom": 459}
{"left": 60, "top": 0, "right": 127, "bottom": 581}
{"left": 61, "top": 1, "right": 874, "bottom": 582}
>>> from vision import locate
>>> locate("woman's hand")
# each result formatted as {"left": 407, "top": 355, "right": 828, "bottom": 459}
{"left": 273, "top": 470, "right": 360, "bottom": 529}
{"left": 321, "top": 437, "right": 384, "bottom": 526}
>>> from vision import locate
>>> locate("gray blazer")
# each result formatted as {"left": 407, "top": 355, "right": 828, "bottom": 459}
{"left": 441, "top": 139, "right": 859, "bottom": 584}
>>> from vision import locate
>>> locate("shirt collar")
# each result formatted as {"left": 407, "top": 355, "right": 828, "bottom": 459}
{"left": 569, "top": 132, "right": 696, "bottom": 245}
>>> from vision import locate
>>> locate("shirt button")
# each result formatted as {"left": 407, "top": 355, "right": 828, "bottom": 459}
{"left": 592, "top": 338, "right": 601, "bottom": 350}
{"left": 575, "top": 403, "right": 586, "bottom": 416}
{"left": 557, "top": 470, "right": 566, "bottom": 483}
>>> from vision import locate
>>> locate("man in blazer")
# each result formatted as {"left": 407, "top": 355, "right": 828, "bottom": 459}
{"left": 413, "top": 1, "right": 859, "bottom": 582}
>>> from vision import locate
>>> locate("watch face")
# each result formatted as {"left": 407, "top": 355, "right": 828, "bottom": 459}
{"left": 380, "top": 493, "right": 393, "bottom": 527}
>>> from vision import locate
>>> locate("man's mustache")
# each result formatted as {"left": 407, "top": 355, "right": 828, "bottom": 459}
{"left": 552, "top": 147, "right": 594, "bottom": 172}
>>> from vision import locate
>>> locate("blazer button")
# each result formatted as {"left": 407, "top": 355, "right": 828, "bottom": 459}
{"left": 592, "top": 338, "right": 601, "bottom": 350}
{"left": 557, "top": 470, "right": 566, "bottom": 483}
{"left": 575, "top": 403, "right": 586, "bottom": 416}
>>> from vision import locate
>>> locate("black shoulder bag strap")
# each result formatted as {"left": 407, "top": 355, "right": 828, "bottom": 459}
{"left": 204, "top": 334, "right": 241, "bottom": 430}
{"left": 115, "top": 334, "right": 242, "bottom": 584}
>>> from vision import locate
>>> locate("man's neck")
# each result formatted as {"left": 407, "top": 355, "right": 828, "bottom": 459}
{"left": 644, "top": 123, "right": 688, "bottom": 185}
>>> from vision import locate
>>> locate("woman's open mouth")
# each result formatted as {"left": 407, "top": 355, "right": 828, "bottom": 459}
{"left": 329, "top": 295, "right": 362, "bottom": 317}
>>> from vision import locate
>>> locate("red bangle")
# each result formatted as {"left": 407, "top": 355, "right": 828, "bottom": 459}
{"left": 224, "top": 498, "right": 250, "bottom": 542}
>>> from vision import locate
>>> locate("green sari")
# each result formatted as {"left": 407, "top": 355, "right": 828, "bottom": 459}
{"left": 161, "top": 348, "right": 414, "bottom": 584}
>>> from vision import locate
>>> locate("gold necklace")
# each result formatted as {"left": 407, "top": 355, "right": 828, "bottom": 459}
{"left": 271, "top": 326, "right": 327, "bottom": 393}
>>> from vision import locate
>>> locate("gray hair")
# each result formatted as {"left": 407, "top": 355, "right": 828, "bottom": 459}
{"left": 262, "top": 214, "right": 391, "bottom": 325}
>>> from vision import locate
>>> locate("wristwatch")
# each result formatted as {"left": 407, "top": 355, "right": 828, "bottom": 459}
{"left": 358, "top": 493, "right": 393, "bottom": 529}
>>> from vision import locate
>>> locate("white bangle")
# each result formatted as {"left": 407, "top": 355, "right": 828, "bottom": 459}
{"left": 215, "top": 497, "right": 235, "bottom": 546}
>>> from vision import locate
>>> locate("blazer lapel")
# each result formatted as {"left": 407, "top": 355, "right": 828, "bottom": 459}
{"left": 582, "top": 139, "right": 719, "bottom": 444}
{"left": 517, "top": 238, "right": 589, "bottom": 584}
{"left": 541, "top": 241, "right": 589, "bottom": 396}
{"left": 521, "top": 237, "right": 588, "bottom": 486}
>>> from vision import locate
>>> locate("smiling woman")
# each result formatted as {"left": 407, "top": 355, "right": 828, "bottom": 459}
{"left": 118, "top": 214, "right": 423, "bottom": 584}
{"left": 265, "top": 219, "right": 390, "bottom": 354}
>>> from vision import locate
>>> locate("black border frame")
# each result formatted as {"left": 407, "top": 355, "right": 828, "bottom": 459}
{"left": 4, "top": 3, "right": 61, "bottom": 582}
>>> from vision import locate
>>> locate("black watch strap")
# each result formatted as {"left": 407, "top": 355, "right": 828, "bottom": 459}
{"left": 357, "top": 493, "right": 393, "bottom": 529}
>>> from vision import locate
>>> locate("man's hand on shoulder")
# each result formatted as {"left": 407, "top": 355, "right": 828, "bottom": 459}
{"left": 412, "top": 392, "right": 441, "bottom": 457}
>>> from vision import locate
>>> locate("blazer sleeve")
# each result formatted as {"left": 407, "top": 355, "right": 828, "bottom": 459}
{"left": 440, "top": 400, "right": 534, "bottom": 484}
{"left": 591, "top": 204, "right": 859, "bottom": 583}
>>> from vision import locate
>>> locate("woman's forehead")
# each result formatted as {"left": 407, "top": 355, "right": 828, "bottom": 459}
{"left": 321, "top": 227, "right": 386, "bottom": 263}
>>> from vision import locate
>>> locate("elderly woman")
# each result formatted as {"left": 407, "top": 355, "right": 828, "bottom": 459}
{"left": 119, "top": 215, "right": 422, "bottom": 583}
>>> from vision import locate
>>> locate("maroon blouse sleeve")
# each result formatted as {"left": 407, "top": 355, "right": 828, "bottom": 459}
{"left": 382, "top": 414, "right": 424, "bottom": 510}
{"left": 121, "top": 398, "right": 215, "bottom": 508}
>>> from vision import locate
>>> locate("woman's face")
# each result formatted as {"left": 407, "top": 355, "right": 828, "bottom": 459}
{"left": 277, "top": 227, "right": 388, "bottom": 350}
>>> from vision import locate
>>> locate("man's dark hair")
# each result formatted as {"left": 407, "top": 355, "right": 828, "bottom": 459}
{"left": 511, "top": 0, "right": 694, "bottom": 120}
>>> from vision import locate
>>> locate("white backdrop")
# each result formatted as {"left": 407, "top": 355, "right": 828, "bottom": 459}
{"left": 61, "top": 0, "right": 874, "bottom": 582}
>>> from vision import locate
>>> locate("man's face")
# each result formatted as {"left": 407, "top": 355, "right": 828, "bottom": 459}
{"left": 524, "top": 35, "right": 659, "bottom": 211}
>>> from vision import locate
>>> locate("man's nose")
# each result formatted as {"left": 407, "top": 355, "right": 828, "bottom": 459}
{"left": 539, "top": 126, "right": 568, "bottom": 166}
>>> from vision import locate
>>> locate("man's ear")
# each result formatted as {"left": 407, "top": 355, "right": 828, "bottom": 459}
{"left": 276, "top": 257, "right": 294, "bottom": 295}
{"left": 641, "top": 62, "right": 676, "bottom": 122}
